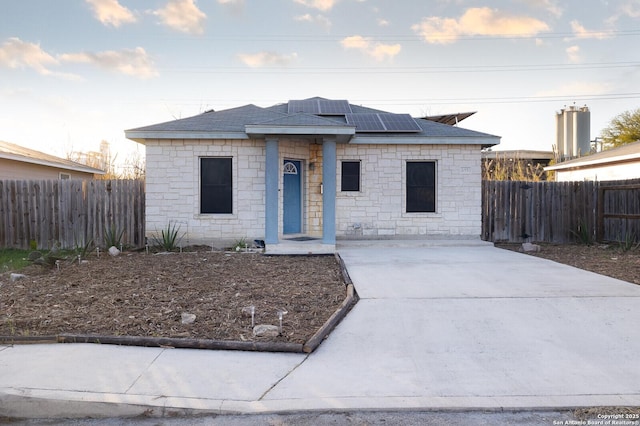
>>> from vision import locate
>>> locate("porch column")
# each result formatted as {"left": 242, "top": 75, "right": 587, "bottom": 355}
{"left": 265, "top": 138, "right": 279, "bottom": 244}
{"left": 322, "top": 137, "right": 337, "bottom": 244}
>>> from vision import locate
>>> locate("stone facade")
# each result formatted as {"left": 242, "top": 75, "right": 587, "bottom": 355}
{"left": 336, "top": 144, "right": 482, "bottom": 238}
{"left": 144, "top": 138, "right": 482, "bottom": 245}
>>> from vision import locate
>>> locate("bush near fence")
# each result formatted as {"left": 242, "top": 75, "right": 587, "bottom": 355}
{"left": 482, "top": 178, "right": 640, "bottom": 244}
{"left": 0, "top": 179, "right": 144, "bottom": 250}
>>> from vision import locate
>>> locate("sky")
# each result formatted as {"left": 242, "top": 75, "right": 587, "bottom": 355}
{"left": 1, "top": 0, "right": 639, "bottom": 165}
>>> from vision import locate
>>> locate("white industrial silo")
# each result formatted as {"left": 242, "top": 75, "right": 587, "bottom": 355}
{"left": 555, "top": 105, "right": 590, "bottom": 160}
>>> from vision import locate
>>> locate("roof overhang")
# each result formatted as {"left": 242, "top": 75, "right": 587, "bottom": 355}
{"left": 350, "top": 135, "right": 501, "bottom": 148}
{"left": 125, "top": 130, "right": 250, "bottom": 144}
{"left": 244, "top": 124, "right": 356, "bottom": 143}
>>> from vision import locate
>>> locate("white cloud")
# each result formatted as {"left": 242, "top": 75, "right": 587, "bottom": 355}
{"left": 153, "top": 0, "right": 206, "bottom": 35}
{"left": 293, "top": 0, "right": 337, "bottom": 12}
{"left": 412, "top": 7, "right": 550, "bottom": 44}
{"left": 237, "top": 51, "right": 298, "bottom": 67}
{"left": 60, "top": 47, "right": 158, "bottom": 79}
{"left": 0, "top": 37, "right": 58, "bottom": 75}
{"left": 566, "top": 45, "right": 581, "bottom": 63}
{"left": 377, "top": 18, "right": 390, "bottom": 27}
{"left": 0, "top": 37, "right": 81, "bottom": 81}
{"left": 608, "top": 0, "right": 640, "bottom": 23}
{"left": 620, "top": 0, "right": 640, "bottom": 18}
{"left": 569, "top": 20, "right": 612, "bottom": 40}
{"left": 85, "top": 0, "right": 136, "bottom": 27}
{"left": 294, "top": 13, "right": 331, "bottom": 29}
{"left": 340, "top": 35, "right": 401, "bottom": 61}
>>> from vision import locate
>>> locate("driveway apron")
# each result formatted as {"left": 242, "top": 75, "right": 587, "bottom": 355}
{"left": 263, "top": 242, "right": 640, "bottom": 409}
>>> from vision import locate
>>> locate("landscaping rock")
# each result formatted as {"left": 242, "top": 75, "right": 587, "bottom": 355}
{"left": 108, "top": 246, "right": 120, "bottom": 257}
{"left": 27, "top": 251, "right": 43, "bottom": 261}
{"left": 10, "top": 273, "right": 27, "bottom": 282}
{"left": 181, "top": 313, "right": 196, "bottom": 324}
{"left": 253, "top": 324, "right": 279, "bottom": 337}
{"left": 522, "top": 242, "right": 541, "bottom": 253}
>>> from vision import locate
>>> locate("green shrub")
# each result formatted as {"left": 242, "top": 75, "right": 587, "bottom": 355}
{"left": 103, "top": 224, "right": 125, "bottom": 248}
{"left": 570, "top": 220, "right": 592, "bottom": 246}
{"left": 151, "top": 222, "right": 184, "bottom": 251}
{"left": 617, "top": 232, "right": 639, "bottom": 252}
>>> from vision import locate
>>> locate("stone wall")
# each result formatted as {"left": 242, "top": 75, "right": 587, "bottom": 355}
{"left": 145, "top": 138, "right": 483, "bottom": 245}
{"left": 145, "top": 139, "right": 266, "bottom": 246}
{"left": 336, "top": 144, "right": 482, "bottom": 238}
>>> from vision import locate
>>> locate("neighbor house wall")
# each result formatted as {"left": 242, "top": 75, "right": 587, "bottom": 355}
{"left": 554, "top": 162, "right": 640, "bottom": 182}
{"left": 335, "top": 144, "right": 482, "bottom": 238}
{"left": 0, "top": 158, "right": 97, "bottom": 180}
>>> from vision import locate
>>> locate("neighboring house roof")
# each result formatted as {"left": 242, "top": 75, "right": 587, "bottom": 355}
{"left": 126, "top": 97, "right": 500, "bottom": 147}
{"left": 545, "top": 141, "right": 640, "bottom": 172}
{"left": 482, "top": 149, "right": 555, "bottom": 162}
{"left": 0, "top": 140, "right": 106, "bottom": 175}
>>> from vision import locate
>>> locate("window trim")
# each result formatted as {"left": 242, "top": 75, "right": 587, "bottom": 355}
{"left": 200, "top": 157, "right": 233, "bottom": 215}
{"left": 340, "top": 160, "right": 361, "bottom": 192}
{"left": 405, "top": 160, "right": 437, "bottom": 213}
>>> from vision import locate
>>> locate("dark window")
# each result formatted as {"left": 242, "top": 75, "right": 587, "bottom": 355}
{"left": 201, "top": 157, "right": 232, "bottom": 214}
{"left": 341, "top": 161, "right": 360, "bottom": 192}
{"left": 406, "top": 161, "right": 436, "bottom": 213}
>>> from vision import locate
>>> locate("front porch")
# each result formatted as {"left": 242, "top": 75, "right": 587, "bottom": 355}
{"left": 254, "top": 131, "right": 352, "bottom": 250}
{"left": 265, "top": 236, "right": 336, "bottom": 255}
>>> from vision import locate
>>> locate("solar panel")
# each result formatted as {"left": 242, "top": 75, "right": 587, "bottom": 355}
{"left": 378, "top": 113, "right": 422, "bottom": 132}
{"left": 345, "top": 113, "right": 386, "bottom": 131}
{"left": 288, "top": 99, "right": 353, "bottom": 115}
{"left": 345, "top": 113, "right": 422, "bottom": 132}
{"left": 288, "top": 100, "right": 320, "bottom": 114}
{"left": 318, "top": 99, "right": 352, "bottom": 114}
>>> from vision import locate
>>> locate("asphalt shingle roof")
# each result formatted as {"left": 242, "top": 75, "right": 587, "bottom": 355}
{"left": 127, "top": 97, "right": 499, "bottom": 142}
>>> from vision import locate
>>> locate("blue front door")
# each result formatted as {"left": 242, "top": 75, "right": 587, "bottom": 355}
{"left": 283, "top": 160, "right": 302, "bottom": 234}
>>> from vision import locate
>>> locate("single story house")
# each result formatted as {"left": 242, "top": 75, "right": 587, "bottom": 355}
{"left": 125, "top": 97, "right": 500, "bottom": 250}
{"left": 0, "top": 140, "right": 105, "bottom": 180}
{"left": 545, "top": 141, "right": 640, "bottom": 182}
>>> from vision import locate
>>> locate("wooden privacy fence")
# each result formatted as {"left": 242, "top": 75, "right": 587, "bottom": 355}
{"left": 0, "top": 179, "right": 145, "bottom": 250}
{"left": 482, "top": 178, "right": 640, "bottom": 243}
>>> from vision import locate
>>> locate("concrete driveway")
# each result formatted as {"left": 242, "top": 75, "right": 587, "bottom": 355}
{"left": 264, "top": 241, "right": 640, "bottom": 410}
{"left": 1, "top": 241, "right": 639, "bottom": 418}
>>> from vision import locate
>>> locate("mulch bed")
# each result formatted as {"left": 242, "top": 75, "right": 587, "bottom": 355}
{"left": 496, "top": 242, "right": 640, "bottom": 286}
{"left": 0, "top": 248, "right": 353, "bottom": 350}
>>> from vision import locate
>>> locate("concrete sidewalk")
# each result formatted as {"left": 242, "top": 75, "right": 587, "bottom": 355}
{"left": 2, "top": 241, "right": 640, "bottom": 419}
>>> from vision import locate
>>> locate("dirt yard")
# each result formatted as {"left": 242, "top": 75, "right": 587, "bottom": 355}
{"left": 2, "top": 242, "right": 639, "bottom": 345}
{"left": 496, "top": 242, "right": 640, "bottom": 286}
{"left": 0, "top": 248, "right": 348, "bottom": 344}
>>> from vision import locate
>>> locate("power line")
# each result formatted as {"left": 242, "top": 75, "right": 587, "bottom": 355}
{"left": 145, "top": 93, "right": 640, "bottom": 108}
{"left": 156, "top": 29, "right": 640, "bottom": 42}
{"left": 162, "top": 61, "right": 640, "bottom": 74}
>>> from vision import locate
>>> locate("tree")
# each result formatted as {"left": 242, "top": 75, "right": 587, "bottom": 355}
{"left": 600, "top": 108, "right": 640, "bottom": 148}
